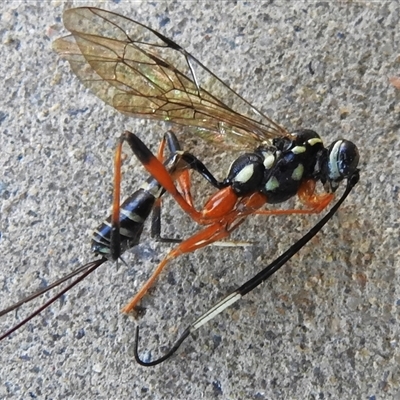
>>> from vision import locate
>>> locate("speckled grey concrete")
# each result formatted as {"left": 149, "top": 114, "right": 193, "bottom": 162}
{"left": 1, "top": 1, "right": 399, "bottom": 399}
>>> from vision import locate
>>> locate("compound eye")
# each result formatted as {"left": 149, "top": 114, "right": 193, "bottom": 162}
{"left": 328, "top": 140, "right": 360, "bottom": 183}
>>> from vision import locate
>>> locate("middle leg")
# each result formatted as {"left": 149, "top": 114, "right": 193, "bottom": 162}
{"left": 121, "top": 218, "right": 244, "bottom": 313}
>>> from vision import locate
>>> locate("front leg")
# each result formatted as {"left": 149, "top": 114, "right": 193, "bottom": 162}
{"left": 253, "top": 179, "right": 334, "bottom": 216}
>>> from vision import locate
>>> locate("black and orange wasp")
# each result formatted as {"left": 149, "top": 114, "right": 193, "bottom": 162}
{"left": 0, "top": 7, "right": 359, "bottom": 366}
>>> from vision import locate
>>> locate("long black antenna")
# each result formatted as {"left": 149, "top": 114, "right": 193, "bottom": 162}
{"left": 0, "top": 258, "right": 107, "bottom": 341}
{"left": 0, "top": 260, "right": 107, "bottom": 317}
{"left": 134, "top": 170, "right": 360, "bottom": 366}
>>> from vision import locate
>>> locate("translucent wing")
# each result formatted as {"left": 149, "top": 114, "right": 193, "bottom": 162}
{"left": 53, "top": 7, "right": 291, "bottom": 149}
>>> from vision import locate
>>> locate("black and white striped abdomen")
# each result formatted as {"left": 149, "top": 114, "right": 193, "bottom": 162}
{"left": 91, "top": 178, "right": 164, "bottom": 258}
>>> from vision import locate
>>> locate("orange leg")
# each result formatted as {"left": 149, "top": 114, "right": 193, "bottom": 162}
{"left": 151, "top": 133, "right": 192, "bottom": 240}
{"left": 121, "top": 220, "right": 239, "bottom": 313}
{"left": 297, "top": 179, "right": 334, "bottom": 212}
{"left": 122, "top": 192, "right": 267, "bottom": 312}
{"left": 176, "top": 169, "right": 194, "bottom": 208}
{"left": 114, "top": 131, "right": 197, "bottom": 252}
{"left": 109, "top": 138, "right": 124, "bottom": 259}
{"left": 122, "top": 131, "right": 243, "bottom": 224}
{"left": 155, "top": 134, "right": 167, "bottom": 161}
{"left": 122, "top": 131, "right": 204, "bottom": 222}
{"left": 254, "top": 179, "right": 334, "bottom": 216}
{"left": 150, "top": 170, "right": 195, "bottom": 241}
{"left": 115, "top": 132, "right": 171, "bottom": 231}
{"left": 155, "top": 133, "right": 196, "bottom": 209}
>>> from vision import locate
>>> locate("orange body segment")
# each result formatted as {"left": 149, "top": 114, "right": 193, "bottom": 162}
{"left": 202, "top": 187, "right": 238, "bottom": 219}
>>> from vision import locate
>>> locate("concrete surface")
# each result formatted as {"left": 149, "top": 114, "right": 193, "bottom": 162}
{"left": 1, "top": 1, "right": 399, "bottom": 399}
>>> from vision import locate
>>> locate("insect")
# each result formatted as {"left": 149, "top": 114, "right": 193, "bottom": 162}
{"left": 0, "top": 7, "right": 360, "bottom": 366}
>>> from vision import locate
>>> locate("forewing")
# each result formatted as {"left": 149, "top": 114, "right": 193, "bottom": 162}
{"left": 53, "top": 7, "right": 290, "bottom": 149}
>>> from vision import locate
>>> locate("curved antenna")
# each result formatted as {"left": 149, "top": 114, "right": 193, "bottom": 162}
{"left": 0, "top": 258, "right": 107, "bottom": 341}
{"left": 134, "top": 170, "right": 360, "bottom": 366}
{"left": 134, "top": 326, "right": 191, "bottom": 367}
